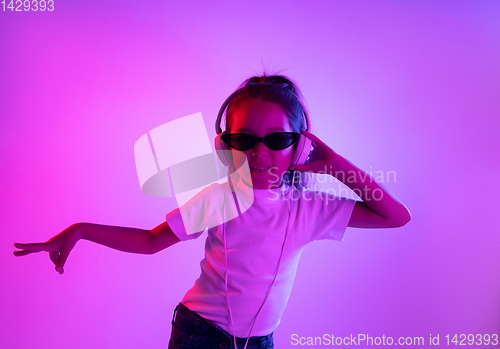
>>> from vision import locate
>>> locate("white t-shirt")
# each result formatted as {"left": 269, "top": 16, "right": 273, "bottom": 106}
{"left": 165, "top": 176, "right": 356, "bottom": 337}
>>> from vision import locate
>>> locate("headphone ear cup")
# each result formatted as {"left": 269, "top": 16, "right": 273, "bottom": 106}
{"left": 214, "top": 134, "right": 234, "bottom": 168}
{"left": 290, "top": 134, "right": 312, "bottom": 166}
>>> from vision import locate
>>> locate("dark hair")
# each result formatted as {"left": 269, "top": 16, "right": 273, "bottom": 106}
{"left": 224, "top": 74, "right": 309, "bottom": 133}
{"left": 223, "top": 74, "right": 311, "bottom": 188}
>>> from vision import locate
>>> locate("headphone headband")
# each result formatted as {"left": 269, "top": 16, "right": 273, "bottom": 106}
{"left": 215, "top": 89, "right": 311, "bottom": 135}
{"left": 215, "top": 90, "right": 241, "bottom": 134}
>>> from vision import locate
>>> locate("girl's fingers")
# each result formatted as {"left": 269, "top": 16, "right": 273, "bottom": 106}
{"left": 13, "top": 249, "right": 37, "bottom": 257}
{"left": 13, "top": 242, "right": 50, "bottom": 257}
{"left": 13, "top": 243, "right": 65, "bottom": 273}
{"left": 14, "top": 242, "right": 49, "bottom": 252}
{"left": 56, "top": 244, "right": 74, "bottom": 274}
{"left": 49, "top": 251, "right": 60, "bottom": 266}
{"left": 14, "top": 240, "right": 68, "bottom": 274}
{"left": 51, "top": 250, "right": 64, "bottom": 274}
{"left": 301, "top": 130, "right": 324, "bottom": 146}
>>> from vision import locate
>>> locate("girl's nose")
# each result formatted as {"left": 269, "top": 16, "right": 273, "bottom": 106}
{"left": 251, "top": 141, "right": 269, "bottom": 157}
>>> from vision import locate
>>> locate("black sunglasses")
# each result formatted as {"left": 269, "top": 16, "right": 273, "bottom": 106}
{"left": 221, "top": 132, "right": 300, "bottom": 151}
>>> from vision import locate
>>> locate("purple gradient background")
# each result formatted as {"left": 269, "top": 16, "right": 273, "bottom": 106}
{"left": 2, "top": 1, "right": 499, "bottom": 348}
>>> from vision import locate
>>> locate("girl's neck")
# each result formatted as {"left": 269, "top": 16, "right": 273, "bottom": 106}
{"left": 239, "top": 176, "right": 283, "bottom": 190}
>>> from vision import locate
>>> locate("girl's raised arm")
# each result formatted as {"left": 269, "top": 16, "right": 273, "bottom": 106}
{"left": 290, "top": 131, "right": 411, "bottom": 229}
{"left": 14, "top": 221, "right": 180, "bottom": 274}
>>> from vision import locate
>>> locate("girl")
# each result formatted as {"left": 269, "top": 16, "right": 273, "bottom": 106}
{"left": 14, "top": 74, "right": 411, "bottom": 349}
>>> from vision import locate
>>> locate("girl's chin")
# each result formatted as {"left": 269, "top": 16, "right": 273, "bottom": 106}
{"left": 235, "top": 168, "right": 284, "bottom": 189}
{"left": 251, "top": 176, "right": 282, "bottom": 189}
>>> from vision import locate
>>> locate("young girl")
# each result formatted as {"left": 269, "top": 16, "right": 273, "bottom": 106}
{"left": 14, "top": 74, "right": 411, "bottom": 349}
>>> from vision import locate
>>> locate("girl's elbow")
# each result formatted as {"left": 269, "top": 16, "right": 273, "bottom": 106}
{"left": 393, "top": 208, "right": 411, "bottom": 228}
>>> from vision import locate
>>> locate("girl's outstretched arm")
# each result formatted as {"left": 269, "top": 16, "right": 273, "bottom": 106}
{"left": 290, "top": 131, "right": 411, "bottom": 229}
{"left": 14, "top": 221, "right": 180, "bottom": 274}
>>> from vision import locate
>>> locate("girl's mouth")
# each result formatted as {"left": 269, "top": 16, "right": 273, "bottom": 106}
{"left": 250, "top": 166, "right": 270, "bottom": 173}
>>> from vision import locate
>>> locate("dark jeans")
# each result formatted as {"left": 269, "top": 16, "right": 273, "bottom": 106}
{"left": 168, "top": 302, "right": 274, "bottom": 349}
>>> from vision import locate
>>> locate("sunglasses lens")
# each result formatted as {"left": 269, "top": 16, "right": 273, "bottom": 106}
{"left": 221, "top": 133, "right": 299, "bottom": 151}
{"left": 221, "top": 134, "right": 255, "bottom": 151}
{"left": 266, "top": 133, "right": 298, "bottom": 150}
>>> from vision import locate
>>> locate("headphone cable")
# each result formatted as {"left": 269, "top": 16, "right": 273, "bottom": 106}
{"left": 223, "top": 170, "right": 294, "bottom": 349}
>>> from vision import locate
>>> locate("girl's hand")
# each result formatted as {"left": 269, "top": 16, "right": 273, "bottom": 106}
{"left": 290, "top": 131, "right": 341, "bottom": 174}
{"left": 13, "top": 224, "right": 81, "bottom": 274}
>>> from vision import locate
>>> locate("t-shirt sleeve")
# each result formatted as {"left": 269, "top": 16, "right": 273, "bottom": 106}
{"left": 299, "top": 190, "right": 357, "bottom": 243}
{"left": 165, "top": 186, "right": 212, "bottom": 241}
